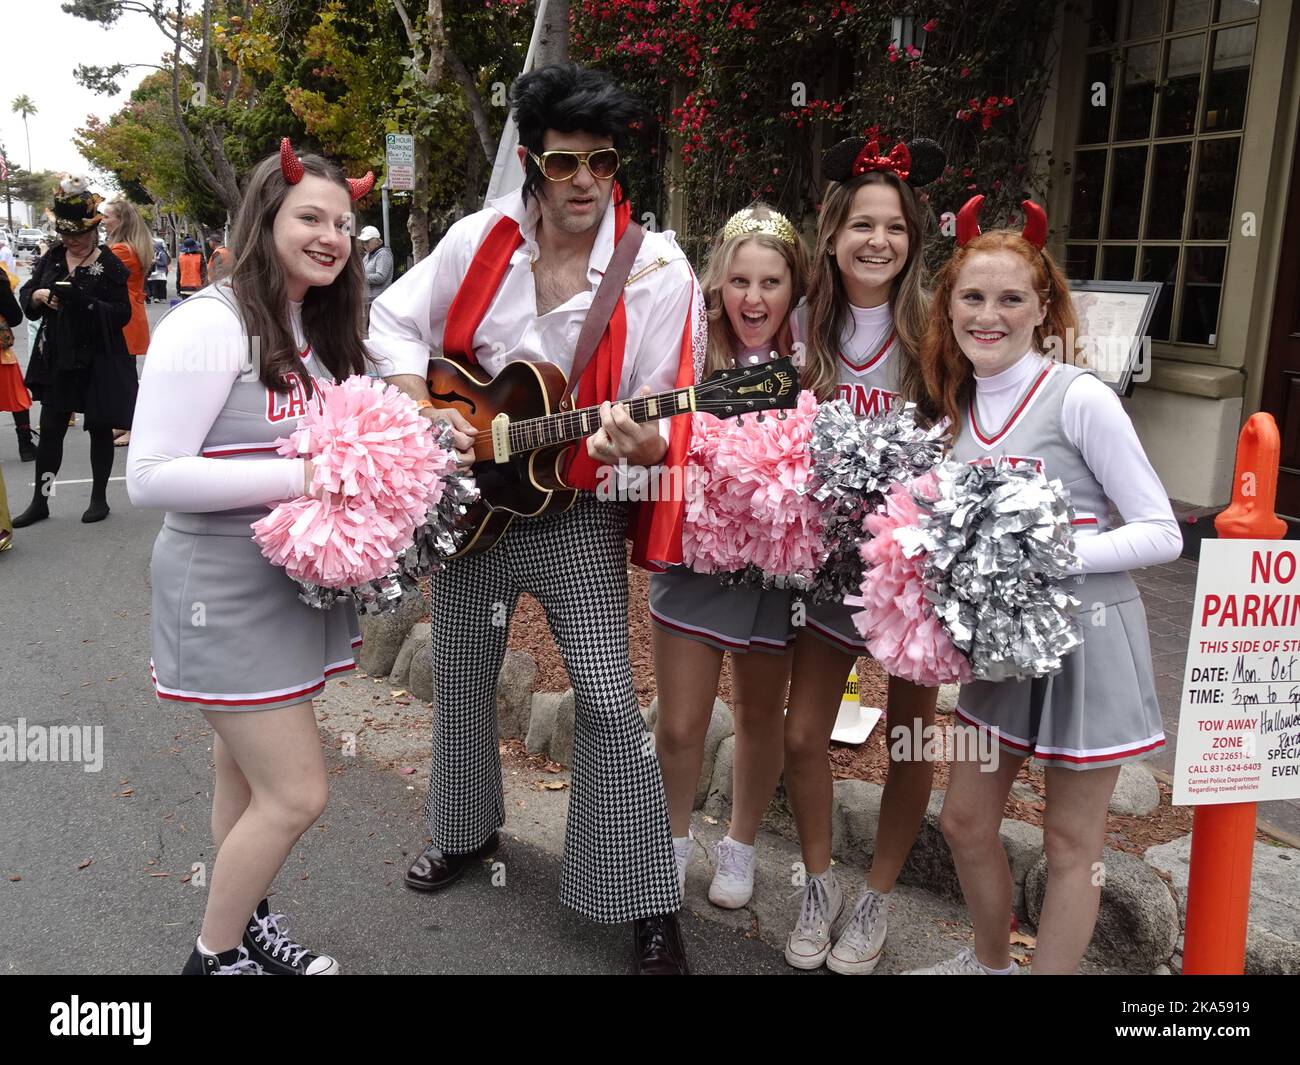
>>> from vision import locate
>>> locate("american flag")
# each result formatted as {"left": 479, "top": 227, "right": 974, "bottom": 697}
{"left": 0, "top": 151, "right": 8, "bottom": 181}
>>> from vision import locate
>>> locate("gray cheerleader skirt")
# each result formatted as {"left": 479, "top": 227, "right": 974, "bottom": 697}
{"left": 798, "top": 596, "right": 869, "bottom": 656}
{"left": 954, "top": 570, "right": 1165, "bottom": 770}
{"left": 649, "top": 566, "right": 794, "bottom": 654}
{"left": 149, "top": 517, "right": 362, "bottom": 712}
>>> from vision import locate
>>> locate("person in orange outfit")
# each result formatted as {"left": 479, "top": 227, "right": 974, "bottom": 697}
{"left": 103, "top": 199, "right": 153, "bottom": 445}
{"left": 177, "top": 237, "right": 207, "bottom": 297}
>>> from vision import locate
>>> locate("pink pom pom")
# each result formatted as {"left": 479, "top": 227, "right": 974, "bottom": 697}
{"left": 681, "top": 392, "right": 826, "bottom": 580}
{"left": 251, "top": 377, "right": 457, "bottom": 588}
{"left": 848, "top": 479, "right": 971, "bottom": 686}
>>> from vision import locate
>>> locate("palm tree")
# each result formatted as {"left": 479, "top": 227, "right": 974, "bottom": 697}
{"left": 11, "top": 95, "right": 36, "bottom": 170}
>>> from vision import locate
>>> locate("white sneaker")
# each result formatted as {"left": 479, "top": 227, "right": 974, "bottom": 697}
{"left": 827, "top": 888, "right": 888, "bottom": 974}
{"left": 784, "top": 870, "right": 844, "bottom": 970}
{"left": 905, "top": 946, "right": 998, "bottom": 975}
{"left": 708, "top": 836, "right": 755, "bottom": 909}
{"left": 672, "top": 833, "right": 694, "bottom": 898}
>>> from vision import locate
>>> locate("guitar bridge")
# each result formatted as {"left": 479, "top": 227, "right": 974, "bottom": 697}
{"left": 491, "top": 413, "right": 511, "bottom": 463}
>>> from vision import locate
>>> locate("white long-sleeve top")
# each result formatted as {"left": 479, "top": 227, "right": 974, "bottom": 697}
{"left": 970, "top": 353, "right": 1182, "bottom": 574}
{"left": 126, "top": 291, "right": 310, "bottom": 514}
{"left": 366, "top": 189, "right": 704, "bottom": 413}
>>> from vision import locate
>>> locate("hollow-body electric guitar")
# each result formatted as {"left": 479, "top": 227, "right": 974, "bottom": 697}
{"left": 426, "top": 354, "right": 800, "bottom": 557}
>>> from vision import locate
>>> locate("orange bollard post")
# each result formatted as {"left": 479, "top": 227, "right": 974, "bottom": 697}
{"left": 1181, "top": 413, "right": 1286, "bottom": 975}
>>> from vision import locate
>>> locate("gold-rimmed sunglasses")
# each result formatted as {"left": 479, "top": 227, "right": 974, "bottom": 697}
{"left": 527, "top": 148, "right": 621, "bottom": 182}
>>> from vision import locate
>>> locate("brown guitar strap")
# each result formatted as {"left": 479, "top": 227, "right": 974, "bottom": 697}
{"left": 567, "top": 221, "right": 645, "bottom": 397}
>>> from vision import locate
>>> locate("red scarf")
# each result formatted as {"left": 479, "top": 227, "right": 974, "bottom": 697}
{"left": 441, "top": 190, "right": 693, "bottom": 569}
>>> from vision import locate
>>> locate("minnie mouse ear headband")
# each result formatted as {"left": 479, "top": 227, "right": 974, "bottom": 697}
{"left": 955, "top": 194, "right": 1048, "bottom": 249}
{"left": 820, "top": 133, "right": 946, "bottom": 187}
{"left": 279, "top": 138, "right": 375, "bottom": 201}
{"left": 722, "top": 205, "right": 799, "bottom": 246}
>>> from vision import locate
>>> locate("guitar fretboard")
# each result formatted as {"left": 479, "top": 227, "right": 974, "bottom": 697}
{"left": 505, "top": 386, "right": 696, "bottom": 455}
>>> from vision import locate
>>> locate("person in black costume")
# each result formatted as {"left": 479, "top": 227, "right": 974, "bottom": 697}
{"left": 15, "top": 176, "right": 137, "bottom": 526}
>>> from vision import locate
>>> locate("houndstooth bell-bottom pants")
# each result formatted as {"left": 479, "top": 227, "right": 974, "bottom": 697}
{"left": 423, "top": 493, "right": 680, "bottom": 923}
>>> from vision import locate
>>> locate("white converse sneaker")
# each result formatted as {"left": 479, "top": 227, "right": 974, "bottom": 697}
{"left": 708, "top": 836, "right": 755, "bottom": 909}
{"left": 672, "top": 833, "right": 694, "bottom": 898}
{"left": 784, "top": 870, "right": 844, "bottom": 970}
{"left": 905, "top": 946, "right": 1001, "bottom": 975}
{"left": 243, "top": 899, "right": 340, "bottom": 975}
{"left": 827, "top": 888, "right": 888, "bottom": 974}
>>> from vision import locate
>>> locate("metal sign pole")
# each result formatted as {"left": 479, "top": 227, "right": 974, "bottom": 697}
{"left": 381, "top": 179, "right": 391, "bottom": 251}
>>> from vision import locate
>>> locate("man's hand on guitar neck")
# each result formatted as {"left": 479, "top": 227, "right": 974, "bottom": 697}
{"left": 384, "top": 373, "right": 476, "bottom": 467}
{"left": 587, "top": 386, "right": 668, "bottom": 468}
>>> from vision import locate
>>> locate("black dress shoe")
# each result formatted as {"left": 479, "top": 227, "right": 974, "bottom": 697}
{"left": 81, "top": 500, "right": 110, "bottom": 523}
{"left": 404, "top": 832, "right": 499, "bottom": 892}
{"left": 633, "top": 912, "right": 690, "bottom": 975}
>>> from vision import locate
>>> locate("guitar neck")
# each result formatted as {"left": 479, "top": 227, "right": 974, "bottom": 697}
{"left": 499, "top": 385, "right": 696, "bottom": 458}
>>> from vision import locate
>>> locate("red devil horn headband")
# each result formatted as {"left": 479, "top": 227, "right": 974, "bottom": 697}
{"left": 955, "top": 195, "right": 1048, "bottom": 250}
{"left": 347, "top": 172, "right": 375, "bottom": 201}
{"left": 279, "top": 137, "right": 375, "bottom": 202}
{"left": 280, "top": 138, "right": 304, "bottom": 184}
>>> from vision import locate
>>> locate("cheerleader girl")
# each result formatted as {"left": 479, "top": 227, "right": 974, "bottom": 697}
{"left": 649, "top": 203, "right": 808, "bottom": 909}
{"left": 909, "top": 198, "right": 1180, "bottom": 974}
{"left": 783, "top": 134, "right": 947, "bottom": 973}
{"left": 127, "top": 140, "right": 375, "bottom": 975}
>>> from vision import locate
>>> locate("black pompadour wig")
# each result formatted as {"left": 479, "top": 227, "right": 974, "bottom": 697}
{"left": 509, "top": 63, "right": 649, "bottom": 206}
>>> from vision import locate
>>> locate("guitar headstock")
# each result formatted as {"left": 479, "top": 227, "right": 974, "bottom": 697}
{"left": 694, "top": 356, "right": 801, "bottom": 419}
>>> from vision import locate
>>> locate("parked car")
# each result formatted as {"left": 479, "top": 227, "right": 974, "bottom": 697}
{"left": 16, "top": 228, "right": 44, "bottom": 253}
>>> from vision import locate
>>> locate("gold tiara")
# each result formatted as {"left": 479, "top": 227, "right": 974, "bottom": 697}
{"left": 721, "top": 207, "right": 798, "bottom": 247}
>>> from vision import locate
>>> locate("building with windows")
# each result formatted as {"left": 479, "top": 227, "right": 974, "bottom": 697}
{"left": 1035, "top": 0, "right": 1296, "bottom": 517}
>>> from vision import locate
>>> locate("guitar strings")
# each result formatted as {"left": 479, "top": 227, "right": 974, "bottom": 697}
{"left": 499, "top": 362, "right": 793, "bottom": 450}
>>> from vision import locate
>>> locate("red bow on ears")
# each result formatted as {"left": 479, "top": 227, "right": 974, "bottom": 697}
{"left": 955, "top": 194, "right": 1048, "bottom": 249}
{"left": 279, "top": 137, "right": 375, "bottom": 202}
{"left": 851, "top": 136, "right": 912, "bottom": 181}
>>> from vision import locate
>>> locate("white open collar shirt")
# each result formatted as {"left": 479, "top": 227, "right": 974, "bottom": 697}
{"left": 366, "top": 190, "right": 705, "bottom": 415}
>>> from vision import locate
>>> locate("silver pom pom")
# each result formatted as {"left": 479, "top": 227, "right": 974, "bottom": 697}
{"left": 912, "top": 460, "right": 1083, "bottom": 681}
{"left": 803, "top": 400, "right": 949, "bottom": 603}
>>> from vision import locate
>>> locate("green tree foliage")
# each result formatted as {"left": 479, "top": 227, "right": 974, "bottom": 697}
{"left": 76, "top": 71, "right": 225, "bottom": 222}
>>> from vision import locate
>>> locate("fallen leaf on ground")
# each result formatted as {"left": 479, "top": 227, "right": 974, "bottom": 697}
{"left": 538, "top": 781, "right": 569, "bottom": 791}
{"left": 148, "top": 872, "right": 171, "bottom": 878}
{"left": 1010, "top": 930, "right": 1036, "bottom": 948}
{"left": 8, "top": 875, "right": 20, "bottom": 882}
{"left": 1010, "top": 949, "right": 1031, "bottom": 965}
{"left": 399, "top": 767, "right": 416, "bottom": 775}
{"left": 702, "top": 815, "right": 718, "bottom": 825}
{"left": 77, "top": 859, "right": 93, "bottom": 870}
{"left": 390, "top": 689, "right": 408, "bottom": 698}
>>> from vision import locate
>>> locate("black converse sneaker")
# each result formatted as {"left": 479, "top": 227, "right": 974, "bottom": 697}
{"left": 182, "top": 942, "right": 264, "bottom": 975}
{"left": 242, "top": 899, "right": 340, "bottom": 975}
